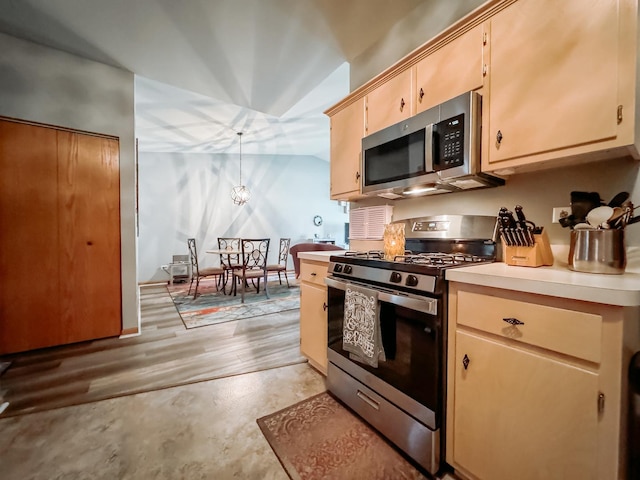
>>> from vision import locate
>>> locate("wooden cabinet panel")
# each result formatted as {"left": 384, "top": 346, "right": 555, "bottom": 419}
{"left": 415, "top": 24, "right": 484, "bottom": 113}
{"left": 300, "top": 281, "right": 328, "bottom": 374}
{"left": 366, "top": 68, "right": 413, "bottom": 135}
{"left": 0, "top": 120, "right": 62, "bottom": 352}
{"left": 484, "top": 0, "right": 619, "bottom": 166}
{"left": 330, "top": 98, "right": 364, "bottom": 200}
{"left": 299, "top": 259, "right": 329, "bottom": 287}
{"left": 457, "top": 289, "right": 602, "bottom": 363}
{"left": 452, "top": 330, "right": 599, "bottom": 480}
{"left": 0, "top": 119, "right": 121, "bottom": 354}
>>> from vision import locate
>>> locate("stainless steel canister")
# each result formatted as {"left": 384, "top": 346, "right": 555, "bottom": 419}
{"left": 568, "top": 229, "right": 626, "bottom": 274}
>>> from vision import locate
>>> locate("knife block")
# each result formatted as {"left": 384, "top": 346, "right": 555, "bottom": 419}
{"left": 503, "top": 228, "right": 554, "bottom": 267}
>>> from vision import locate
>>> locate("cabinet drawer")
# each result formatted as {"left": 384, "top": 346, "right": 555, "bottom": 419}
{"left": 300, "top": 260, "right": 329, "bottom": 286}
{"left": 457, "top": 290, "right": 602, "bottom": 363}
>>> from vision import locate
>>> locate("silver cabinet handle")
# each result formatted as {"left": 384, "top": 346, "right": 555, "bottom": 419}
{"left": 503, "top": 317, "right": 524, "bottom": 326}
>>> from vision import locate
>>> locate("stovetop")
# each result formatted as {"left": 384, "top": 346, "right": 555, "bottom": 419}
{"left": 328, "top": 247, "right": 496, "bottom": 296}
{"left": 327, "top": 214, "right": 499, "bottom": 295}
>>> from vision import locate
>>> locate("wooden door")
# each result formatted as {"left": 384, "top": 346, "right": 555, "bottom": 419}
{"left": 0, "top": 120, "right": 62, "bottom": 353}
{"left": 415, "top": 24, "right": 484, "bottom": 113}
{"left": 300, "top": 282, "right": 328, "bottom": 373}
{"left": 485, "top": 0, "right": 619, "bottom": 166}
{"left": 330, "top": 98, "right": 365, "bottom": 200}
{"left": 57, "top": 131, "right": 122, "bottom": 342}
{"left": 452, "top": 330, "right": 599, "bottom": 480}
{"left": 0, "top": 119, "right": 121, "bottom": 354}
{"left": 366, "top": 68, "right": 413, "bottom": 135}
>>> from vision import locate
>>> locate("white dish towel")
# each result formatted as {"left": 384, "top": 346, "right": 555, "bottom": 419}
{"left": 342, "top": 283, "right": 385, "bottom": 368}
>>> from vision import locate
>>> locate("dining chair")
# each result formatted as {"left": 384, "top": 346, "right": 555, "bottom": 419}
{"left": 266, "top": 238, "right": 291, "bottom": 287}
{"left": 218, "top": 237, "right": 241, "bottom": 290}
{"left": 187, "top": 238, "right": 225, "bottom": 299}
{"left": 232, "top": 238, "right": 270, "bottom": 303}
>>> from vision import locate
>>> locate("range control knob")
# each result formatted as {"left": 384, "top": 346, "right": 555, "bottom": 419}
{"left": 406, "top": 275, "right": 419, "bottom": 287}
{"left": 390, "top": 272, "right": 402, "bottom": 283}
{"left": 343, "top": 265, "right": 353, "bottom": 274}
{"left": 334, "top": 264, "right": 343, "bottom": 273}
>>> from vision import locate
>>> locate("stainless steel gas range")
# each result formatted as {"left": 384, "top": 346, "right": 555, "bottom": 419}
{"left": 325, "top": 214, "right": 498, "bottom": 475}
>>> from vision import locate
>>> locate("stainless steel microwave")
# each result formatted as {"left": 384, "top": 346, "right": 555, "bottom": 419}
{"left": 361, "top": 91, "right": 504, "bottom": 199}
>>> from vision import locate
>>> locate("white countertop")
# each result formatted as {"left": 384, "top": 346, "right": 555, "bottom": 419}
{"left": 446, "top": 246, "right": 640, "bottom": 306}
{"left": 297, "top": 250, "right": 347, "bottom": 262}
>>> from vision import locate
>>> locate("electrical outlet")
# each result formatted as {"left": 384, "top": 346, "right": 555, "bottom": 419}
{"left": 552, "top": 206, "right": 571, "bottom": 223}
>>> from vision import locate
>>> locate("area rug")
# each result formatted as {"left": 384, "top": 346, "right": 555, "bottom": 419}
{"left": 168, "top": 277, "right": 299, "bottom": 329}
{"left": 257, "top": 392, "right": 427, "bottom": 480}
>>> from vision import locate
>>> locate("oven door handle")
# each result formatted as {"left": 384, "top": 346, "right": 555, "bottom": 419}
{"left": 325, "top": 277, "right": 438, "bottom": 315}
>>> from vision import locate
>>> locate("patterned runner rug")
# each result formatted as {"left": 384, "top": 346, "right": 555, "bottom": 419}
{"left": 168, "top": 276, "right": 299, "bottom": 329}
{"left": 257, "top": 392, "right": 428, "bottom": 480}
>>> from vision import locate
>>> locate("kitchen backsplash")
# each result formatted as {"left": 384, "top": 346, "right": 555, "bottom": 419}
{"left": 351, "top": 156, "right": 640, "bottom": 247}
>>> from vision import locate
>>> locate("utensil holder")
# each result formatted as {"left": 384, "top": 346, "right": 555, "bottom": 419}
{"left": 568, "top": 228, "right": 626, "bottom": 274}
{"left": 503, "top": 228, "right": 554, "bottom": 267}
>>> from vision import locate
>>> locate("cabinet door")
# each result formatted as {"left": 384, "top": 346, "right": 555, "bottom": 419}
{"left": 452, "top": 330, "right": 598, "bottom": 480}
{"left": 366, "top": 68, "right": 413, "bottom": 135}
{"left": 58, "top": 132, "right": 122, "bottom": 342}
{"left": 300, "top": 282, "right": 328, "bottom": 373}
{"left": 330, "top": 97, "right": 364, "bottom": 200}
{"left": 415, "top": 24, "right": 484, "bottom": 113}
{"left": 485, "top": 0, "right": 619, "bottom": 166}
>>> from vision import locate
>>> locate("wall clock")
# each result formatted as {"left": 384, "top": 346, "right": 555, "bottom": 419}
{"left": 313, "top": 215, "right": 323, "bottom": 226}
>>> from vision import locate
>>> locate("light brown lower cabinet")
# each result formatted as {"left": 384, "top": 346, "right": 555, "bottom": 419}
{"left": 0, "top": 118, "right": 122, "bottom": 355}
{"left": 447, "top": 282, "right": 640, "bottom": 480}
{"left": 299, "top": 258, "right": 330, "bottom": 374}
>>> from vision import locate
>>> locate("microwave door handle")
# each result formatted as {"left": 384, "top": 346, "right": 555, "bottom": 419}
{"left": 424, "top": 123, "right": 434, "bottom": 172}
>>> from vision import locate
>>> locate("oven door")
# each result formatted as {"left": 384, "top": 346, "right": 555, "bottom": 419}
{"left": 325, "top": 276, "right": 442, "bottom": 430}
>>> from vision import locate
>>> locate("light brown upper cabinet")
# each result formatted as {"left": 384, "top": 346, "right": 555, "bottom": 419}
{"left": 329, "top": 97, "right": 365, "bottom": 200}
{"left": 0, "top": 119, "right": 122, "bottom": 355}
{"left": 415, "top": 24, "right": 485, "bottom": 113}
{"left": 482, "top": 0, "right": 636, "bottom": 172}
{"left": 365, "top": 68, "right": 413, "bottom": 135}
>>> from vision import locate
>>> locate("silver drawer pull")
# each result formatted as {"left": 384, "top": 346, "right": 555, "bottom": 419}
{"left": 503, "top": 317, "right": 524, "bottom": 326}
{"left": 356, "top": 390, "right": 380, "bottom": 410}
{"left": 310, "top": 272, "right": 317, "bottom": 276}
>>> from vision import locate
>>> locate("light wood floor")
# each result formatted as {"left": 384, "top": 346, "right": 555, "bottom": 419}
{"left": 0, "top": 284, "right": 306, "bottom": 417}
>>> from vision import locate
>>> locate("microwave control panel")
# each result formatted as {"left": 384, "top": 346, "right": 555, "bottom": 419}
{"left": 433, "top": 113, "right": 464, "bottom": 171}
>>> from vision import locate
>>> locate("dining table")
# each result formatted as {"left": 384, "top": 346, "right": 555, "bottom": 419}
{"left": 205, "top": 248, "right": 243, "bottom": 295}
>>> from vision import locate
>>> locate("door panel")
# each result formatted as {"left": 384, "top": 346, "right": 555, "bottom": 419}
{"left": 453, "top": 330, "right": 598, "bottom": 480}
{"left": 0, "top": 120, "right": 62, "bottom": 353}
{"left": 487, "top": 0, "right": 618, "bottom": 163}
{"left": 58, "top": 132, "right": 122, "bottom": 341}
{"left": 0, "top": 119, "right": 122, "bottom": 354}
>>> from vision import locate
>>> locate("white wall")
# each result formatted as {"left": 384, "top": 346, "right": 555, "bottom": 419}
{"left": 138, "top": 152, "right": 348, "bottom": 282}
{"left": 0, "top": 32, "right": 139, "bottom": 332}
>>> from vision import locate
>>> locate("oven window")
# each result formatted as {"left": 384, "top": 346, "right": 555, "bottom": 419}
{"left": 327, "top": 286, "right": 440, "bottom": 415}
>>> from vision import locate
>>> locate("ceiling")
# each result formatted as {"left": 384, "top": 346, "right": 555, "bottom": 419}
{"left": 0, "top": 0, "right": 429, "bottom": 158}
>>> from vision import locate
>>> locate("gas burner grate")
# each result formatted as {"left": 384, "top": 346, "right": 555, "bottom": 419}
{"left": 344, "top": 250, "right": 385, "bottom": 259}
{"left": 396, "top": 252, "right": 489, "bottom": 266}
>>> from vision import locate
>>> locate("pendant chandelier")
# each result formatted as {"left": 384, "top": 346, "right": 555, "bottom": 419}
{"left": 231, "top": 131, "right": 250, "bottom": 206}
